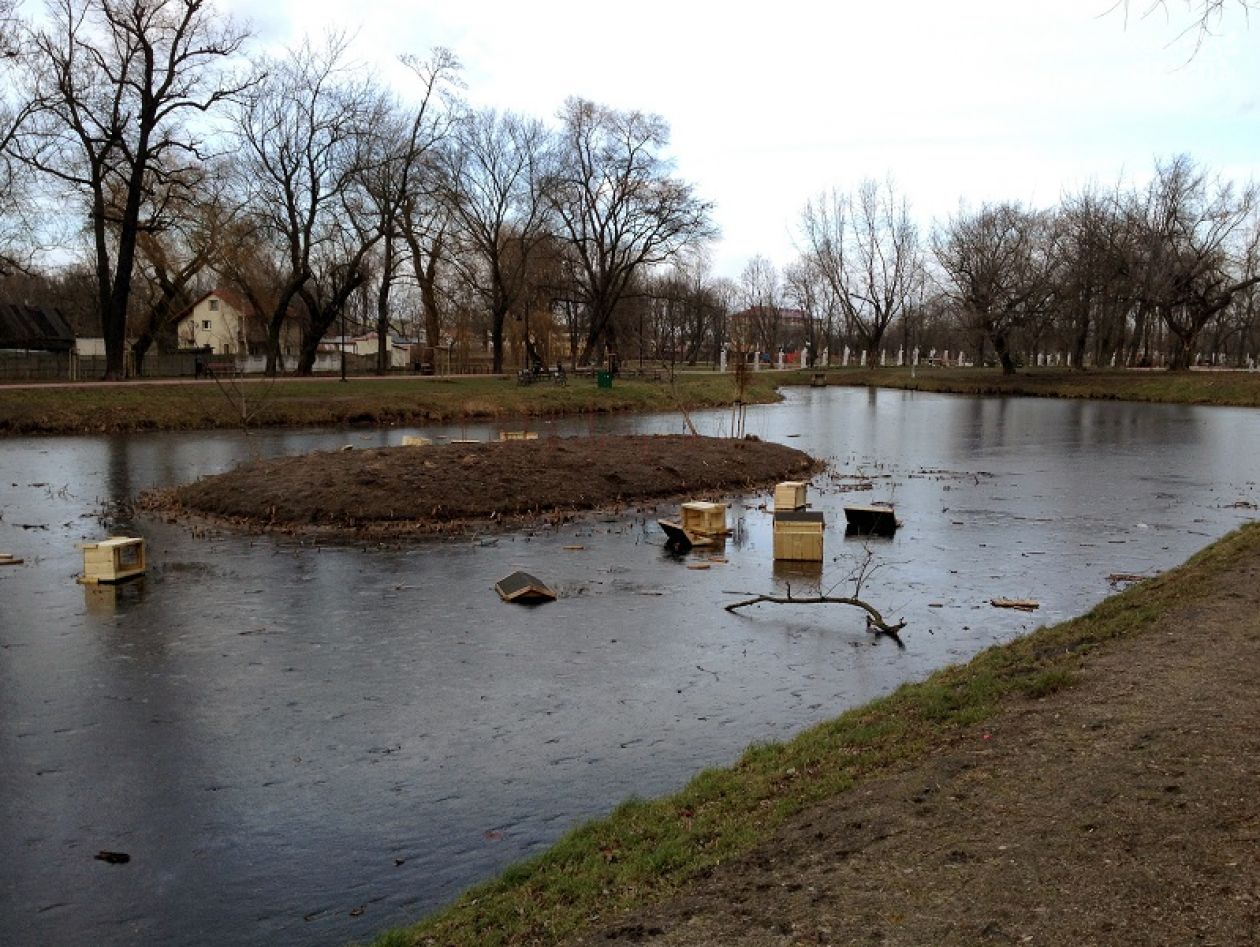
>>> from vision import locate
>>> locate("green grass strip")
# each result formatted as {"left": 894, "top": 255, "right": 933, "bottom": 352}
{"left": 0, "top": 373, "right": 782, "bottom": 437}
{"left": 366, "top": 522, "right": 1260, "bottom": 946}
{"left": 791, "top": 366, "right": 1260, "bottom": 407}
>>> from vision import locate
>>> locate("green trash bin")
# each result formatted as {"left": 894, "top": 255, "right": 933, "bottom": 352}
{"left": 596, "top": 370, "right": 613, "bottom": 389}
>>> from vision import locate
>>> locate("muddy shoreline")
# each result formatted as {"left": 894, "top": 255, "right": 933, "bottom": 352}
{"left": 138, "top": 434, "right": 819, "bottom": 539}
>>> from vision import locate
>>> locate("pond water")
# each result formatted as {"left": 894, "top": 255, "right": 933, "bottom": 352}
{"left": 1, "top": 387, "right": 1257, "bottom": 946}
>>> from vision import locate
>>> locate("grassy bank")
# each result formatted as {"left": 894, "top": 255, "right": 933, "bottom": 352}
{"left": 367, "top": 521, "right": 1260, "bottom": 947}
{"left": 7, "top": 367, "right": 1258, "bottom": 437}
{"left": 0, "top": 373, "right": 781, "bottom": 437}
{"left": 793, "top": 366, "right": 1260, "bottom": 406}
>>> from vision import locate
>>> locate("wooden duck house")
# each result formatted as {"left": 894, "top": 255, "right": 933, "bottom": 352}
{"left": 77, "top": 537, "right": 146, "bottom": 584}
{"left": 773, "top": 510, "right": 825, "bottom": 562}
{"left": 773, "top": 481, "right": 808, "bottom": 511}
{"left": 680, "top": 501, "right": 728, "bottom": 538}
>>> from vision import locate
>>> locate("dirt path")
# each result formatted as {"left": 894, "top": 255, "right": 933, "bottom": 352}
{"left": 570, "top": 551, "right": 1260, "bottom": 945}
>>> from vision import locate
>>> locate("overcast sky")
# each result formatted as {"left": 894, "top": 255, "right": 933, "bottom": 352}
{"left": 224, "top": 0, "right": 1259, "bottom": 279}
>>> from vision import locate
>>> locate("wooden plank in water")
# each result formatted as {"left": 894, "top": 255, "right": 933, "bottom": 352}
{"left": 991, "top": 598, "right": 1040, "bottom": 611}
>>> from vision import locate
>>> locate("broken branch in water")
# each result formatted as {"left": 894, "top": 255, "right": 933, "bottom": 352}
{"left": 724, "top": 591, "right": 907, "bottom": 638}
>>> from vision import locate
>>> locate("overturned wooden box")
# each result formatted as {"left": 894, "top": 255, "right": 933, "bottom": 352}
{"left": 773, "top": 480, "right": 808, "bottom": 511}
{"left": 401, "top": 435, "right": 432, "bottom": 447}
{"left": 77, "top": 536, "right": 146, "bottom": 584}
{"left": 843, "top": 503, "right": 897, "bottom": 537}
{"left": 499, "top": 431, "right": 539, "bottom": 441}
{"left": 495, "top": 570, "right": 556, "bottom": 604}
{"left": 680, "top": 501, "right": 728, "bottom": 537}
{"left": 773, "top": 510, "right": 825, "bottom": 562}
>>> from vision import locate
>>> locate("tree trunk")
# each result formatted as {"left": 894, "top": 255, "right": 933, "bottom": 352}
{"left": 490, "top": 308, "right": 506, "bottom": 374}
{"left": 1167, "top": 329, "right": 1195, "bottom": 371}
{"left": 132, "top": 332, "right": 153, "bottom": 377}
{"left": 992, "top": 332, "right": 1017, "bottom": 375}
{"left": 376, "top": 229, "right": 395, "bottom": 375}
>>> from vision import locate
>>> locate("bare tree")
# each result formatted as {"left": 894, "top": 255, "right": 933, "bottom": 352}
{"left": 1050, "top": 182, "right": 1131, "bottom": 369}
{"left": 799, "top": 178, "right": 922, "bottom": 365}
{"left": 548, "top": 97, "right": 716, "bottom": 364}
{"left": 19, "top": 0, "right": 249, "bottom": 379}
{"left": 130, "top": 161, "right": 239, "bottom": 372}
{"left": 441, "top": 108, "right": 552, "bottom": 373}
{"left": 364, "top": 50, "right": 460, "bottom": 374}
{"left": 933, "top": 202, "right": 1056, "bottom": 374}
{"left": 0, "top": 0, "right": 37, "bottom": 276}
{"left": 737, "top": 254, "right": 783, "bottom": 356}
{"left": 232, "top": 34, "right": 378, "bottom": 374}
{"left": 667, "top": 256, "right": 726, "bottom": 366}
{"left": 1124, "top": 154, "right": 1259, "bottom": 370}
{"left": 1117, "top": 1, "right": 1257, "bottom": 51}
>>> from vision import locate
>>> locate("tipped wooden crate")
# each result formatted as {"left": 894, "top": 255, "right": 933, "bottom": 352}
{"left": 843, "top": 503, "right": 897, "bottom": 536}
{"left": 76, "top": 536, "right": 146, "bottom": 584}
{"left": 499, "top": 431, "right": 539, "bottom": 441}
{"left": 680, "top": 501, "right": 728, "bottom": 537}
{"left": 401, "top": 435, "right": 433, "bottom": 447}
{"left": 773, "top": 511, "right": 825, "bottom": 562}
{"left": 495, "top": 570, "right": 556, "bottom": 604}
{"left": 773, "top": 480, "right": 808, "bottom": 511}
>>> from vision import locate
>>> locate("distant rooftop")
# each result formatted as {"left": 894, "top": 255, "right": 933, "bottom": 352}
{"left": 0, "top": 301, "right": 76, "bottom": 352}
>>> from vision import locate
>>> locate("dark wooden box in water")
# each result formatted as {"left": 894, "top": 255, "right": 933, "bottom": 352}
{"left": 843, "top": 504, "right": 897, "bottom": 536}
{"left": 495, "top": 571, "right": 556, "bottom": 604}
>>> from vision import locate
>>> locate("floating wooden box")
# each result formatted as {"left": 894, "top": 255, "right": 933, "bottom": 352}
{"left": 77, "top": 537, "right": 146, "bottom": 584}
{"left": 495, "top": 570, "right": 556, "bottom": 604}
{"left": 681, "top": 501, "right": 728, "bottom": 537}
{"left": 773, "top": 481, "right": 808, "bottom": 511}
{"left": 499, "top": 431, "right": 539, "bottom": 441}
{"left": 401, "top": 435, "right": 432, "bottom": 447}
{"left": 773, "top": 511, "right": 825, "bottom": 562}
{"left": 843, "top": 503, "right": 897, "bottom": 536}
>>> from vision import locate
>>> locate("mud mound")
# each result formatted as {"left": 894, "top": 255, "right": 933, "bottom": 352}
{"left": 141, "top": 434, "right": 817, "bottom": 535}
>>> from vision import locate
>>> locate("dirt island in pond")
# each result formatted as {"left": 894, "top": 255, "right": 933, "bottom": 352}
{"left": 139, "top": 434, "right": 819, "bottom": 537}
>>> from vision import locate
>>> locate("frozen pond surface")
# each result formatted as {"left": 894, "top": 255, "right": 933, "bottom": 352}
{"left": 1, "top": 387, "right": 1257, "bottom": 946}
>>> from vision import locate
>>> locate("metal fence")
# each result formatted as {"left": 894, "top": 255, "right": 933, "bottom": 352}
{"left": 0, "top": 347, "right": 509, "bottom": 381}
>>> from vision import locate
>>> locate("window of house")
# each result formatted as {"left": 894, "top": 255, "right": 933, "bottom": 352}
{"left": 202, "top": 319, "right": 212, "bottom": 330}
{"left": 209, "top": 299, "right": 220, "bottom": 311}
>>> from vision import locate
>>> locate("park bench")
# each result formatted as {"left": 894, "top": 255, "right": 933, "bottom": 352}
{"left": 517, "top": 367, "right": 567, "bottom": 386}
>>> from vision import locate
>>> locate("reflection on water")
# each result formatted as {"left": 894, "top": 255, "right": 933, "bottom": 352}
{"left": 1, "top": 388, "right": 1257, "bottom": 946}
